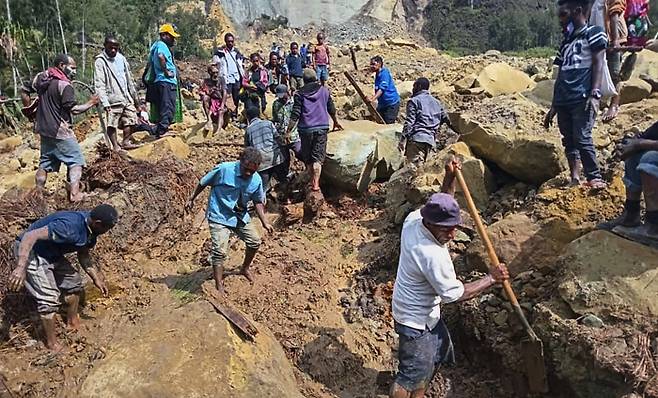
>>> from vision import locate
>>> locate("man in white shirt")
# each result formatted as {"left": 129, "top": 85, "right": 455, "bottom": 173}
{"left": 94, "top": 35, "right": 140, "bottom": 151}
{"left": 215, "top": 32, "right": 245, "bottom": 119}
{"left": 390, "top": 158, "right": 509, "bottom": 398}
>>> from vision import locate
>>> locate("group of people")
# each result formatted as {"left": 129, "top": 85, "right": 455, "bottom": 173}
{"left": 9, "top": 2, "right": 658, "bottom": 397}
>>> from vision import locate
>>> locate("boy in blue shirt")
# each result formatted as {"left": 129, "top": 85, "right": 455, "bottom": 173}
{"left": 544, "top": 0, "right": 607, "bottom": 189}
{"left": 185, "top": 148, "right": 274, "bottom": 295}
{"left": 368, "top": 56, "right": 401, "bottom": 124}
{"left": 9, "top": 204, "right": 118, "bottom": 351}
{"left": 148, "top": 23, "right": 179, "bottom": 138}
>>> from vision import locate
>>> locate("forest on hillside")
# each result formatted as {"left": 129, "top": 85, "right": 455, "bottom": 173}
{"left": 423, "top": 0, "right": 658, "bottom": 54}
{"left": 0, "top": 0, "right": 217, "bottom": 98}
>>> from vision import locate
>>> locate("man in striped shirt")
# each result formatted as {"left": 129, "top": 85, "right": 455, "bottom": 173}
{"left": 544, "top": 0, "right": 608, "bottom": 190}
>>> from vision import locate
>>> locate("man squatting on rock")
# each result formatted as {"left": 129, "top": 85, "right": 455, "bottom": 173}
{"left": 185, "top": 147, "right": 274, "bottom": 295}
{"left": 390, "top": 158, "right": 509, "bottom": 398}
{"left": 8, "top": 205, "right": 118, "bottom": 351}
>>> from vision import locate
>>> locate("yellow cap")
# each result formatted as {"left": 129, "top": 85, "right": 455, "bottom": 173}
{"left": 159, "top": 23, "right": 180, "bottom": 38}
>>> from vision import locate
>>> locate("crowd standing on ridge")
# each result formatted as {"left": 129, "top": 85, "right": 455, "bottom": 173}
{"left": 11, "top": 0, "right": 657, "bottom": 395}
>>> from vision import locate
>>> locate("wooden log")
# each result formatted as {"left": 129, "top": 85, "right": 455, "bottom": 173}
{"left": 202, "top": 284, "right": 258, "bottom": 341}
{"left": 343, "top": 71, "right": 385, "bottom": 124}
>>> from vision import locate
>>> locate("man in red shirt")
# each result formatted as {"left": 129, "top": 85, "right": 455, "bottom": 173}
{"left": 312, "top": 33, "right": 331, "bottom": 86}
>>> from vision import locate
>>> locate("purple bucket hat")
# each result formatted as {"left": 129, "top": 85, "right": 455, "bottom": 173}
{"left": 420, "top": 193, "right": 461, "bottom": 227}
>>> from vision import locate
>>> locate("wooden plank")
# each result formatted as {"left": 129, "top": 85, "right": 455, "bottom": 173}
{"left": 202, "top": 284, "right": 258, "bottom": 341}
{"left": 343, "top": 71, "right": 386, "bottom": 124}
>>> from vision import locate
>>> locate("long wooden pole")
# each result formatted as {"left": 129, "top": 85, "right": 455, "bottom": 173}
{"left": 55, "top": 0, "right": 67, "bottom": 54}
{"left": 343, "top": 71, "right": 385, "bottom": 124}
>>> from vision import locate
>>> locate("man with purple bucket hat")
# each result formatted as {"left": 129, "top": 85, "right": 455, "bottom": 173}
{"left": 390, "top": 157, "right": 510, "bottom": 398}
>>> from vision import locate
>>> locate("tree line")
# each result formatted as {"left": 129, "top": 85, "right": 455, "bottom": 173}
{"left": 0, "top": 0, "right": 216, "bottom": 97}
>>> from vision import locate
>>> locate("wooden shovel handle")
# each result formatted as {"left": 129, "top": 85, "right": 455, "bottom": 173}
{"left": 453, "top": 169, "right": 520, "bottom": 307}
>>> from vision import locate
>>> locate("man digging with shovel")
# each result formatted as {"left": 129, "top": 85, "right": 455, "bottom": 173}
{"left": 390, "top": 158, "right": 510, "bottom": 398}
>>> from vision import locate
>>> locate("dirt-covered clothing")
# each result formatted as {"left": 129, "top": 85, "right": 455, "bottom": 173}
{"left": 33, "top": 68, "right": 76, "bottom": 139}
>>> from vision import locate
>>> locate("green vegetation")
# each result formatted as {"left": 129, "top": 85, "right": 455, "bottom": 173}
{"left": 423, "top": 0, "right": 562, "bottom": 54}
{"left": 0, "top": 0, "right": 216, "bottom": 96}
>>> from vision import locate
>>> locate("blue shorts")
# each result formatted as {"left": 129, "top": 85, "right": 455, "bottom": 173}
{"left": 624, "top": 150, "right": 658, "bottom": 192}
{"left": 39, "top": 136, "right": 85, "bottom": 172}
{"left": 316, "top": 65, "right": 329, "bottom": 82}
{"left": 394, "top": 320, "right": 455, "bottom": 392}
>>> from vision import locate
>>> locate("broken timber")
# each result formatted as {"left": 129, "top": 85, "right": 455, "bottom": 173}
{"left": 343, "top": 71, "right": 386, "bottom": 124}
{"left": 202, "top": 284, "right": 259, "bottom": 341}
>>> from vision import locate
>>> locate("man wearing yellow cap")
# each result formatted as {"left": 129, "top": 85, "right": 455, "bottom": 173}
{"left": 147, "top": 23, "right": 180, "bottom": 138}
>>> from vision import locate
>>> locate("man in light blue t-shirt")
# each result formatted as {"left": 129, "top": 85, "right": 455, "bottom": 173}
{"left": 148, "top": 23, "right": 179, "bottom": 138}
{"left": 368, "top": 55, "right": 400, "bottom": 124}
{"left": 185, "top": 147, "right": 274, "bottom": 295}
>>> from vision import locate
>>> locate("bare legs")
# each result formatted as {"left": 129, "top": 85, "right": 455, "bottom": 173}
{"left": 40, "top": 293, "right": 80, "bottom": 352}
{"left": 308, "top": 162, "right": 322, "bottom": 191}
{"left": 390, "top": 383, "right": 425, "bottom": 398}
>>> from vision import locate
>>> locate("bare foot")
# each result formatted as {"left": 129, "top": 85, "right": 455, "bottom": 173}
{"left": 241, "top": 269, "right": 254, "bottom": 283}
{"left": 121, "top": 142, "right": 140, "bottom": 150}
{"left": 584, "top": 178, "right": 607, "bottom": 190}
{"left": 568, "top": 177, "right": 583, "bottom": 187}
{"left": 66, "top": 314, "right": 81, "bottom": 330}
{"left": 215, "top": 282, "right": 226, "bottom": 296}
{"left": 602, "top": 104, "right": 619, "bottom": 123}
{"left": 69, "top": 192, "right": 97, "bottom": 203}
{"left": 46, "top": 339, "right": 65, "bottom": 353}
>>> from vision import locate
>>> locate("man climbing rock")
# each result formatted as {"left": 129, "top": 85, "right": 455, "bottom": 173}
{"left": 185, "top": 148, "right": 274, "bottom": 295}
{"left": 32, "top": 54, "right": 99, "bottom": 202}
{"left": 147, "top": 23, "right": 180, "bottom": 138}
{"left": 390, "top": 158, "right": 509, "bottom": 398}
{"left": 94, "top": 35, "right": 140, "bottom": 151}
{"left": 8, "top": 204, "right": 118, "bottom": 351}
{"left": 399, "top": 77, "right": 452, "bottom": 165}
{"left": 287, "top": 68, "right": 342, "bottom": 192}
{"left": 544, "top": 0, "right": 608, "bottom": 189}
{"left": 600, "top": 121, "right": 658, "bottom": 244}
{"left": 244, "top": 106, "right": 288, "bottom": 192}
{"left": 367, "top": 55, "right": 400, "bottom": 124}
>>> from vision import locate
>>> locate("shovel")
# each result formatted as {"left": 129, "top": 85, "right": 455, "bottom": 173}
{"left": 454, "top": 168, "right": 548, "bottom": 393}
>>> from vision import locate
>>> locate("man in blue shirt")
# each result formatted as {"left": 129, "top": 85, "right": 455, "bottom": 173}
{"left": 8, "top": 204, "right": 118, "bottom": 351}
{"left": 544, "top": 0, "right": 607, "bottom": 190}
{"left": 368, "top": 55, "right": 401, "bottom": 124}
{"left": 286, "top": 42, "right": 306, "bottom": 91}
{"left": 185, "top": 148, "right": 274, "bottom": 295}
{"left": 148, "top": 23, "right": 179, "bottom": 138}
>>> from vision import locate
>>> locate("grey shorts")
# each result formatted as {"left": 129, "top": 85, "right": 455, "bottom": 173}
{"left": 106, "top": 102, "right": 138, "bottom": 129}
{"left": 13, "top": 242, "right": 83, "bottom": 314}
{"left": 208, "top": 220, "right": 261, "bottom": 266}
{"left": 624, "top": 150, "right": 658, "bottom": 192}
{"left": 404, "top": 140, "right": 432, "bottom": 164}
{"left": 39, "top": 136, "right": 86, "bottom": 172}
{"left": 394, "top": 320, "right": 455, "bottom": 392}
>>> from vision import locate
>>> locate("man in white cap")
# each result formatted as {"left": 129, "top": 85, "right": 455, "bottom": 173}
{"left": 390, "top": 158, "right": 509, "bottom": 398}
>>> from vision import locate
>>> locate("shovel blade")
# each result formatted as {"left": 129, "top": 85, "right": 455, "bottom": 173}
{"left": 521, "top": 338, "right": 548, "bottom": 393}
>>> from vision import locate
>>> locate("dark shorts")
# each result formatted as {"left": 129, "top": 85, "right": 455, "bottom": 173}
{"left": 39, "top": 136, "right": 86, "bottom": 172}
{"left": 404, "top": 140, "right": 432, "bottom": 164}
{"left": 394, "top": 320, "right": 455, "bottom": 392}
{"left": 299, "top": 128, "right": 328, "bottom": 164}
{"left": 378, "top": 101, "right": 400, "bottom": 124}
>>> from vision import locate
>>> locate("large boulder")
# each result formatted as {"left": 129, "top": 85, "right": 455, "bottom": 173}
{"left": 396, "top": 80, "right": 415, "bottom": 100}
{"left": 79, "top": 300, "right": 303, "bottom": 398}
{"left": 523, "top": 79, "right": 555, "bottom": 108}
{"left": 450, "top": 96, "right": 566, "bottom": 184}
{"left": 385, "top": 142, "right": 495, "bottom": 222}
{"left": 128, "top": 136, "right": 191, "bottom": 162}
{"left": 619, "top": 78, "right": 652, "bottom": 104}
{"left": 474, "top": 63, "right": 536, "bottom": 96}
{"left": 464, "top": 213, "right": 576, "bottom": 277}
{"left": 558, "top": 230, "right": 658, "bottom": 318}
{"left": 322, "top": 120, "right": 403, "bottom": 193}
{"left": 0, "top": 135, "right": 22, "bottom": 153}
{"left": 630, "top": 50, "right": 658, "bottom": 83}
